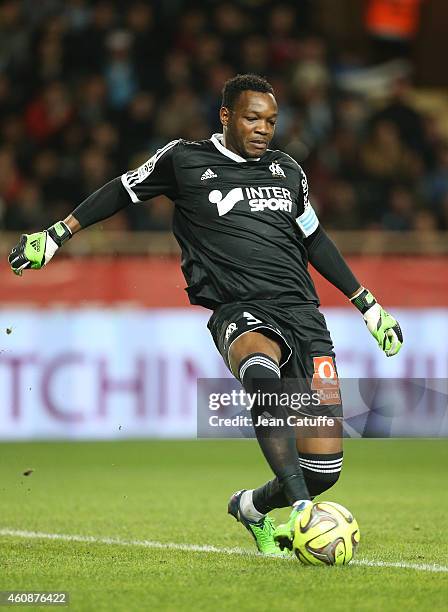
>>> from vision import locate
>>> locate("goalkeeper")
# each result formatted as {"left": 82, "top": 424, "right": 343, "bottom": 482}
{"left": 8, "top": 74, "right": 403, "bottom": 555}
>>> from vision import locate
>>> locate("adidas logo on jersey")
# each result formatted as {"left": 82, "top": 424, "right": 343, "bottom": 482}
{"left": 201, "top": 168, "right": 218, "bottom": 181}
{"left": 269, "top": 162, "right": 285, "bottom": 178}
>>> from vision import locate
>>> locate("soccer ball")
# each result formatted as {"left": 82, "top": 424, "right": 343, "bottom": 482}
{"left": 293, "top": 501, "right": 360, "bottom": 566}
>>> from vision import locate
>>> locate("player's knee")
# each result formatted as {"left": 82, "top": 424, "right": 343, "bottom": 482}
{"left": 238, "top": 352, "right": 282, "bottom": 398}
{"left": 230, "top": 332, "right": 282, "bottom": 377}
{"left": 299, "top": 452, "right": 343, "bottom": 497}
{"left": 239, "top": 352, "right": 281, "bottom": 390}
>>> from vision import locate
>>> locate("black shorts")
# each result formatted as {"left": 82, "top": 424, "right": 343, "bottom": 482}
{"left": 207, "top": 300, "right": 342, "bottom": 418}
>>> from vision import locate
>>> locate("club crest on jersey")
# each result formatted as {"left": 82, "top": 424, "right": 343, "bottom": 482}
{"left": 225, "top": 322, "right": 237, "bottom": 341}
{"left": 269, "top": 162, "right": 286, "bottom": 178}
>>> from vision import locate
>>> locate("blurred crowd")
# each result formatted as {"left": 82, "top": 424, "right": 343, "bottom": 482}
{"left": 1, "top": 0, "right": 448, "bottom": 233}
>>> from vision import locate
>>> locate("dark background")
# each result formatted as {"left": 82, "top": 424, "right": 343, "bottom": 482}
{"left": 1, "top": 0, "right": 448, "bottom": 235}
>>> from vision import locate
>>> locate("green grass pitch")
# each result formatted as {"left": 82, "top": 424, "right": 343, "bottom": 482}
{"left": 1, "top": 439, "right": 447, "bottom": 611}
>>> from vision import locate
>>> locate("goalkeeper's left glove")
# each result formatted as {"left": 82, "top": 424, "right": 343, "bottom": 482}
{"left": 351, "top": 287, "right": 403, "bottom": 357}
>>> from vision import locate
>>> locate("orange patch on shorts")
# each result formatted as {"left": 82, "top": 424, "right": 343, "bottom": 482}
{"left": 311, "top": 356, "right": 341, "bottom": 406}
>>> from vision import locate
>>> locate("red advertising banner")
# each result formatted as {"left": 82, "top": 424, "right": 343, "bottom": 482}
{"left": 1, "top": 256, "right": 447, "bottom": 307}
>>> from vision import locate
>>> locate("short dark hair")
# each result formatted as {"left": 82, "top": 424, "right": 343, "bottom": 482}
{"left": 221, "top": 74, "right": 275, "bottom": 109}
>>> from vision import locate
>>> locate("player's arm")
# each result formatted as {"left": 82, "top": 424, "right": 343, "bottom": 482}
{"left": 8, "top": 178, "right": 130, "bottom": 275}
{"left": 296, "top": 172, "right": 403, "bottom": 357}
{"left": 8, "top": 140, "right": 180, "bottom": 276}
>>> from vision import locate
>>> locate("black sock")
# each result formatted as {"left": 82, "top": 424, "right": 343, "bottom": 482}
{"left": 253, "top": 477, "right": 288, "bottom": 514}
{"left": 239, "top": 353, "right": 310, "bottom": 506}
{"left": 252, "top": 452, "right": 343, "bottom": 514}
{"left": 299, "top": 452, "right": 343, "bottom": 497}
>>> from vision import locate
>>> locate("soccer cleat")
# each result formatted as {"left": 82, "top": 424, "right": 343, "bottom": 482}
{"left": 273, "top": 500, "right": 313, "bottom": 551}
{"left": 228, "top": 489, "right": 288, "bottom": 556}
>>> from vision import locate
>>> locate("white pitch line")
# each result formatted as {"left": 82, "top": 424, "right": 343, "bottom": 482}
{"left": 0, "top": 529, "right": 256, "bottom": 557}
{"left": 1, "top": 528, "right": 447, "bottom": 574}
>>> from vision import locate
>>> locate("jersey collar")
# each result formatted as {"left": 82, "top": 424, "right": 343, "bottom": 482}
{"left": 211, "top": 133, "right": 260, "bottom": 163}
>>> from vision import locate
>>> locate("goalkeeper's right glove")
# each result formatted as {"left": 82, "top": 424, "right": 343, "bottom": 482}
{"left": 8, "top": 221, "right": 72, "bottom": 276}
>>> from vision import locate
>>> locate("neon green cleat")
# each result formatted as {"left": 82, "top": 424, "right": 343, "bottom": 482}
{"left": 273, "top": 500, "right": 313, "bottom": 551}
{"left": 228, "top": 490, "right": 289, "bottom": 556}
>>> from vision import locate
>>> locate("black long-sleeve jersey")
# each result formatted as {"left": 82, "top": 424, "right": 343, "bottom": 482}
{"left": 121, "top": 134, "right": 321, "bottom": 309}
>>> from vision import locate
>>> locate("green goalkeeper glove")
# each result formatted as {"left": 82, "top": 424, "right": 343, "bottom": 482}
{"left": 8, "top": 221, "right": 72, "bottom": 276}
{"left": 351, "top": 288, "right": 403, "bottom": 357}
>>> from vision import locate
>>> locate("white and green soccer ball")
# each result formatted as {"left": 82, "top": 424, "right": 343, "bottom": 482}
{"left": 293, "top": 501, "right": 360, "bottom": 566}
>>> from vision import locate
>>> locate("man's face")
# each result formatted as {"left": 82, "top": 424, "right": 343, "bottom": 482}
{"left": 221, "top": 90, "right": 278, "bottom": 159}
